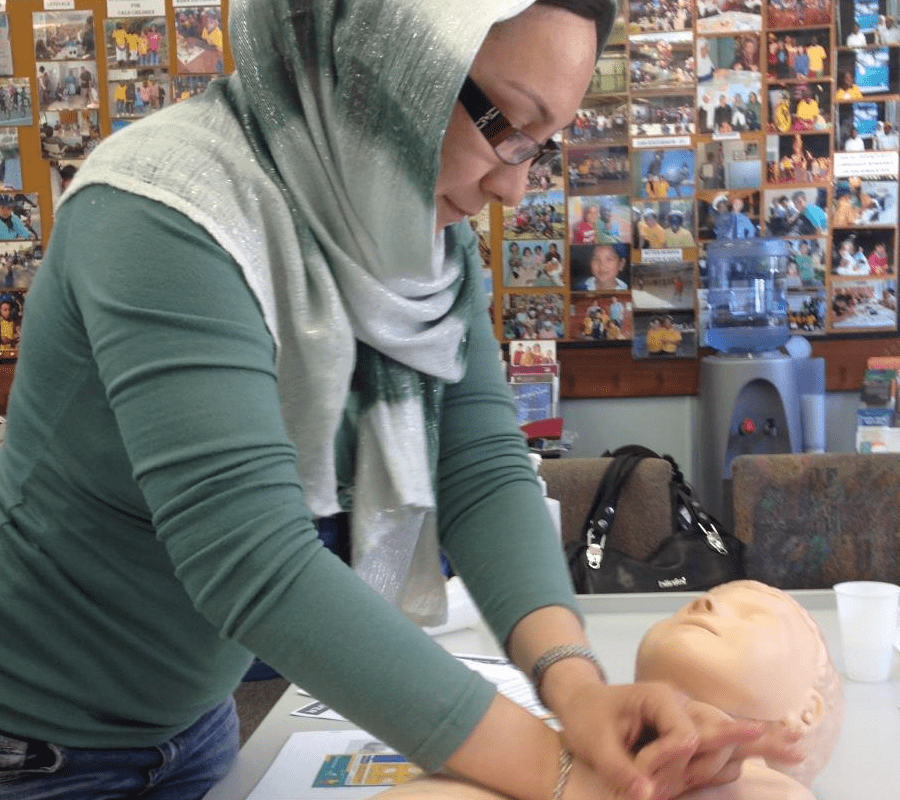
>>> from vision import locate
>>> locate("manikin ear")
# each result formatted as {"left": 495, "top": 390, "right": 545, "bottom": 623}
{"left": 780, "top": 688, "right": 825, "bottom": 737}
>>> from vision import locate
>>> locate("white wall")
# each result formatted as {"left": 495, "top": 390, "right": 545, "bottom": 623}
{"left": 560, "top": 389, "right": 861, "bottom": 484}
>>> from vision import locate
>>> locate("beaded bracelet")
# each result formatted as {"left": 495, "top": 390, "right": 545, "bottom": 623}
{"left": 551, "top": 747, "right": 573, "bottom": 800}
{"left": 531, "top": 644, "right": 606, "bottom": 703}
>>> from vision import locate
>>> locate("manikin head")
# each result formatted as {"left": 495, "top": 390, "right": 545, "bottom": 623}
{"left": 635, "top": 580, "right": 843, "bottom": 787}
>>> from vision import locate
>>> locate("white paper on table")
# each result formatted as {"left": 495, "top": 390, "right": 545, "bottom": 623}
{"left": 291, "top": 654, "right": 547, "bottom": 722}
{"left": 246, "top": 730, "right": 419, "bottom": 800}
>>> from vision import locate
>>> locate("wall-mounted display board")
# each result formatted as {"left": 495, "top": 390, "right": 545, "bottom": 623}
{"left": 483, "top": 1, "right": 900, "bottom": 396}
{"left": 0, "top": 0, "right": 232, "bottom": 374}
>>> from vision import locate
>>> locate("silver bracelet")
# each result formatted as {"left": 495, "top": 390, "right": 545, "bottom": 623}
{"left": 552, "top": 747, "right": 573, "bottom": 800}
{"left": 531, "top": 644, "right": 606, "bottom": 701}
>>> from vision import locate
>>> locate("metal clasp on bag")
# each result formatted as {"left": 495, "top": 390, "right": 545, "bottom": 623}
{"left": 698, "top": 518, "right": 728, "bottom": 555}
{"left": 586, "top": 528, "right": 607, "bottom": 569}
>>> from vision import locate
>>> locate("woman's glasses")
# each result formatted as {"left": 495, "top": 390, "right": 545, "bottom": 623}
{"left": 458, "top": 76, "right": 559, "bottom": 167}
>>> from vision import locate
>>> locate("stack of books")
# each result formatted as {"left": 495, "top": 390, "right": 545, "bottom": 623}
{"left": 856, "top": 357, "right": 900, "bottom": 453}
{"left": 507, "top": 340, "right": 560, "bottom": 430}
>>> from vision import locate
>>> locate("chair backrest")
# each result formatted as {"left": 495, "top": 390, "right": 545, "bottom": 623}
{"left": 539, "top": 456, "right": 674, "bottom": 560}
{"left": 731, "top": 453, "right": 900, "bottom": 589}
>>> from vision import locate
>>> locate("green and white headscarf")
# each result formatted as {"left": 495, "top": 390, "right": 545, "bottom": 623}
{"left": 60, "top": 0, "right": 543, "bottom": 625}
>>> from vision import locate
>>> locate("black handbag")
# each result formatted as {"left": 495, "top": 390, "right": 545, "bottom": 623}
{"left": 566, "top": 446, "right": 745, "bottom": 593}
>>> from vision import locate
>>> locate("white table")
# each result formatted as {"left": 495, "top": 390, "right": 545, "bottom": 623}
{"left": 205, "top": 591, "right": 900, "bottom": 800}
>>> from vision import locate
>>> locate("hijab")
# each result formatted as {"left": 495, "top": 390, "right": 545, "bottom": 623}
{"left": 59, "top": 0, "right": 547, "bottom": 625}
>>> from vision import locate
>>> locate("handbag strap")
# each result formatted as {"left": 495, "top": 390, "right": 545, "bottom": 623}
{"left": 583, "top": 448, "right": 660, "bottom": 545}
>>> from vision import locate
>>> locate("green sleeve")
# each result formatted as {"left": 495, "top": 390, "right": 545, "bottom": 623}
{"left": 43, "top": 186, "right": 496, "bottom": 768}
{"left": 437, "top": 293, "right": 580, "bottom": 648}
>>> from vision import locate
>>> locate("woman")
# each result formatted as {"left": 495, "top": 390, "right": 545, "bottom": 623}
{"left": 0, "top": 2, "right": 794, "bottom": 799}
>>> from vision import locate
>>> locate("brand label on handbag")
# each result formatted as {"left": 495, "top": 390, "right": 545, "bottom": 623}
{"left": 658, "top": 577, "right": 688, "bottom": 589}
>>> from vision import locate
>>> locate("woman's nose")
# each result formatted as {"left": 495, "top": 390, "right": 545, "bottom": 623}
{"left": 482, "top": 160, "right": 532, "bottom": 209}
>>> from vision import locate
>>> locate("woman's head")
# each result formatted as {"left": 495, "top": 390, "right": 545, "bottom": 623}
{"left": 434, "top": 2, "right": 604, "bottom": 229}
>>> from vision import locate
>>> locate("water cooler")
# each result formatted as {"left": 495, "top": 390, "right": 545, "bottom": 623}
{"left": 697, "top": 238, "right": 825, "bottom": 527}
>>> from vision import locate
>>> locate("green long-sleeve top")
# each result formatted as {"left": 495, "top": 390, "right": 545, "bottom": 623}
{"left": 0, "top": 186, "right": 578, "bottom": 770}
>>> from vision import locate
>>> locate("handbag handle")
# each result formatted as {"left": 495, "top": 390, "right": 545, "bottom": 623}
{"left": 581, "top": 450, "right": 657, "bottom": 568}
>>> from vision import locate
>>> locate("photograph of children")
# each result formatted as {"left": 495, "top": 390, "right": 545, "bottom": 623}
{"left": 834, "top": 100, "right": 900, "bottom": 152}
{"left": 783, "top": 238, "right": 827, "bottom": 286}
{"left": 0, "top": 240, "right": 42, "bottom": 289}
{"left": 633, "top": 200, "right": 697, "bottom": 249}
{"left": 33, "top": 11, "right": 95, "bottom": 61}
{"left": 567, "top": 146, "right": 629, "bottom": 194}
{"left": 698, "top": 139, "right": 762, "bottom": 190}
{"left": 767, "top": 0, "right": 834, "bottom": 29}
{"left": 632, "top": 310, "right": 696, "bottom": 359}
{"left": 36, "top": 61, "right": 99, "bottom": 111}
{"left": 767, "top": 83, "right": 831, "bottom": 133}
{"left": 570, "top": 242, "right": 630, "bottom": 292}
{"left": 0, "top": 192, "right": 38, "bottom": 242}
{"left": 501, "top": 292, "right": 565, "bottom": 341}
{"left": 698, "top": 191, "right": 760, "bottom": 239}
{"left": 568, "top": 195, "right": 630, "bottom": 245}
{"left": 630, "top": 94, "right": 696, "bottom": 138}
{"left": 765, "top": 133, "right": 831, "bottom": 183}
{"left": 628, "top": 0, "right": 693, "bottom": 33}
{"left": 0, "top": 288, "right": 25, "bottom": 356}
{"left": 787, "top": 289, "right": 827, "bottom": 334}
{"left": 836, "top": 47, "right": 900, "bottom": 99}
{"left": 698, "top": 84, "right": 763, "bottom": 133}
{"left": 696, "top": 0, "right": 763, "bottom": 33}
{"left": 503, "top": 239, "right": 565, "bottom": 287}
{"left": 587, "top": 49, "right": 628, "bottom": 95}
{"left": 631, "top": 261, "right": 695, "bottom": 309}
{"left": 832, "top": 229, "right": 895, "bottom": 276}
{"left": 509, "top": 340, "right": 557, "bottom": 366}
{"left": 172, "top": 74, "right": 214, "bottom": 103}
{"left": 629, "top": 32, "right": 695, "bottom": 90}
{"left": 569, "top": 293, "right": 633, "bottom": 341}
{"left": 108, "top": 68, "right": 170, "bottom": 120}
{"left": 832, "top": 178, "right": 899, "bottom": 226}
{"left": 830, "top": 278, "right": 897, "bottom": 329}
{"left": 760, "top": 186, "right": 828, "bottom": 235}
{"left": 0, "top": 79, "right": 32, "bottom": 126}
{"left": 765, "top": 30, "right": 830, "bottom": 80}
{"left": 566, "top": 96, "right": 628, "bottom": 145}
{"left": 175, "top": 7, "right": 225, "bottom": 74}
{"left": 104, "top": 17, "right": 167, "bottom": 69}
{"left": 633, "top": 148, "right": 695, "bottom": 199}
{"left": 0, "top": 129, "right": 21, "bottom": 190}
{"left": 39, "top": 109, "right": 99, "bottom": 160}
{"left": 502, "top": 190, "right": 565, "bottom": 240}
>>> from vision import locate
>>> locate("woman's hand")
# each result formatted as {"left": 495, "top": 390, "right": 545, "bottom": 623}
{"left": 552, "top": 678, "right": 786, "bottom": 800}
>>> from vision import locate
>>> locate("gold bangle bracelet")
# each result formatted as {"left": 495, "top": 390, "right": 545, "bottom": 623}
{"left": 551, "top": 748, "right": 573, "bottom": 800}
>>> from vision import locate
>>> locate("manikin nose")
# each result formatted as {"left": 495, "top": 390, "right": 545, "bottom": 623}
{"left": 689, "top": 594, "right": 717, "bottom": 614}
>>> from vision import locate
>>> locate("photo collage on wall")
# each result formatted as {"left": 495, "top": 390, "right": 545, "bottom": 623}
{"left": 0, "top": 0, "right": 232, "bottom": 357}
{"left": 495, "top": 0, "right": 900, "bottom": 359}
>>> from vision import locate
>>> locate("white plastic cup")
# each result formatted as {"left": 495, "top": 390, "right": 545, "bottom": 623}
{"left": 800, "top": 393, "right": 826, "bottom": 453}
{"left": 834, "top": 581, "right": 900, "bottom": 682}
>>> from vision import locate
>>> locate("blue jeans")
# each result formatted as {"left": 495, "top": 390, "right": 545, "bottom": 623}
{"left": 0, "top": 697, "right": 238, "bottom": 799}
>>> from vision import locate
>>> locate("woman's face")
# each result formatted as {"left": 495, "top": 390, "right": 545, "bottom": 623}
{"left": 635, "top": 582, "right": 821, "bottom": 720}
{"left": 434, "top": 4, "right": 596, "bottom": 231}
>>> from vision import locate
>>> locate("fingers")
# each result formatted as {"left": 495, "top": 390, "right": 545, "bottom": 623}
{"left": 730, "top": 721, "right": 805, "bottom": 763}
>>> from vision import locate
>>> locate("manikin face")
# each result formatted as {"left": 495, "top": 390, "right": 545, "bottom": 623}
{"left": 590, "top": 245, "right": 623, "bottom": 287}
{"left": 636, "top": 581, "right": 823, "bottom": 721}
{"left": 434, "top": 4, "right": 596, "bottom": 231}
